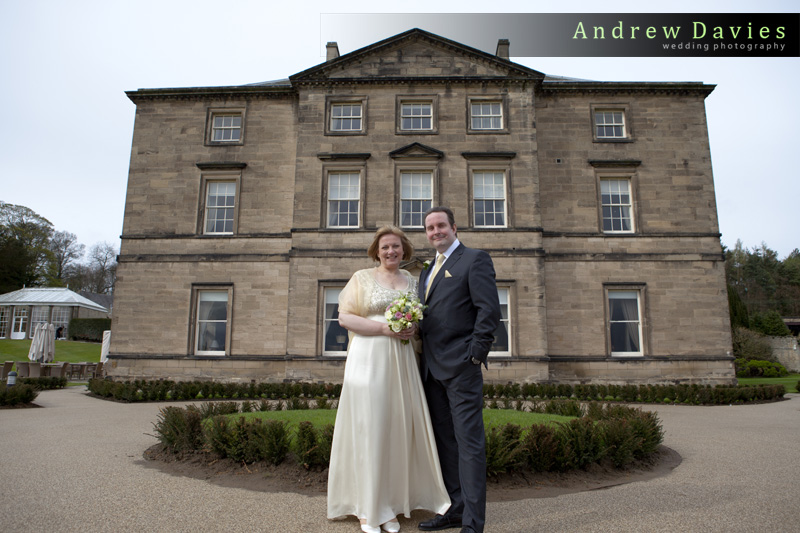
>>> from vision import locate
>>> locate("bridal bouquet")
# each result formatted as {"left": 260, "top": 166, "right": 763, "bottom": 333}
{"left": 385, "top": 293, "right": 426, "bottom": 344}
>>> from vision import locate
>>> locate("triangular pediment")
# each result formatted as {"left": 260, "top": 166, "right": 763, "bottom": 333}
{"left": 389, "top": 142, "right": 444, "bottom": 159}
{"left": 290, "top": 28, "right": 544, "bottom": 83}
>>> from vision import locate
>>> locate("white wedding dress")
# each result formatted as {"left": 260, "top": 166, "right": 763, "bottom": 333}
{"left": 327, "top": 268, "right": 450, "bottom": 528}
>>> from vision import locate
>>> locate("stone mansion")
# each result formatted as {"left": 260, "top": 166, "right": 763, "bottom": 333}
{"left": 108, "top": 28, "right": 735, "bottom": 385}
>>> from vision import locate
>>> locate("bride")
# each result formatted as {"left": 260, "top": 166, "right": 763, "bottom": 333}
{"left": 327, "top": 226, "right": 450, "bottom": 533}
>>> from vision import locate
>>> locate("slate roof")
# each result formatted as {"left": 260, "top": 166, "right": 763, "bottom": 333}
{"left": 0, "top": 288, "right": 109, "bottom": 313}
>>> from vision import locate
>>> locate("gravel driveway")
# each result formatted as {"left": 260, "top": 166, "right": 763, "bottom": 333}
{"left": 1, "top": 387, "right": 798, "bottom": 532}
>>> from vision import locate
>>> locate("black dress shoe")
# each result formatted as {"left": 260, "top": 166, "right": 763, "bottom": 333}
{"left": 418, "top": 514, "right": 463, "bottom": 531}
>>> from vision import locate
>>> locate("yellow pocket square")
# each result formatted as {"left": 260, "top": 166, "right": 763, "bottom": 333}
{"left": 444, "top": 270, "right": 452, "bottom": 278}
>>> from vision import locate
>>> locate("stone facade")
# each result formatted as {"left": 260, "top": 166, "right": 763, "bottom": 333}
{"left": 109, "top": 29, "right": 735, "bottom": 385}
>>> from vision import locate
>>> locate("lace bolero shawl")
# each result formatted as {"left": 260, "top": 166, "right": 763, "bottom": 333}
{"left": 338, "top": 268, "right": 417, "bottom": 318}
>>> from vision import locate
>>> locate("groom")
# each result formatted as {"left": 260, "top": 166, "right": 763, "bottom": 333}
{"left": 417, "top": 206, "right": 501, "bottom": 533}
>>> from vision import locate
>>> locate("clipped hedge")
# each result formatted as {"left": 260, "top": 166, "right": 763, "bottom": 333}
{"left": 151, "top": 399, "right": 664, "bottom": 477}
{"left": 88, "top": 379, "right": 342, "bottom": 403}
{"left": 68, "top": 318, "right": 111, "bottom": 342}
{"left": 152, "top": 401, "right": 334, "bottom": 468}
{"left": 20, "top": 377, "right": 67, "bottom": 390}
{"left": 0, "top": 384, "right": 39, "bottom": 406}
{"left": 484, "top": 382, "right": 786, "bottom": 405}
{"left": 91, "top": 379, "right": 784, "bottom": 405}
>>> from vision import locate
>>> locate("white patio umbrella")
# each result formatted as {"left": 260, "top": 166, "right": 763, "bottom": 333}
{"left": 44, "top": 324, "right": 55, "bottom": 363}
{"left": 27, "top": 323, "right": 46, "bottom": 362}
{"left": 100, "top": 330, "right": 111, "bottom": 363}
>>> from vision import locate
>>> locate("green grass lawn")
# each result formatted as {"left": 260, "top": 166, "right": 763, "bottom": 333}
{"left": 0, "top": 339, "right": 101, "bottom": 366}
{"left": 236, "top": 408, "right": 575, "bottom": 431}
{"left": 737, "top": 374, "right": 800, "bottom": 393}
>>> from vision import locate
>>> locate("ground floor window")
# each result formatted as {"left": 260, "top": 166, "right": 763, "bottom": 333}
{"left": 323, "top": 287, "right": 349, "bottom": 355}
{"left": 31, "top": 306, "right": 49, "bottom": 330}
{"left": 12, "top": 307, "right": 27, "bottom": 339}
{"left": 607, "top": 288, "right": 643, "bottom": 356}
{"left": 490, "top": 288, "right": 510, "bottom": 355}
{"left": 52, "top": 307, "right": 70, "bottom": 338}
{"left": 193, "top": 287, "right": 231, "bottom": 356}
{"left": 0, "top": 307, "right": 9, "bottom": 338}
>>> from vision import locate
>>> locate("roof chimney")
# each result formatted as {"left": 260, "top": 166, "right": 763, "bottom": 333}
{"left": 326, "top": 42, "right": 340, "bottom": 61}
{"left": 496, "top": 38, "right": 510, "bottom": 60}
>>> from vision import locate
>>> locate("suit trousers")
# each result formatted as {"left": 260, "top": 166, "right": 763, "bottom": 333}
{"left": 423, "top": 364, "right": 486, "bottom": 533}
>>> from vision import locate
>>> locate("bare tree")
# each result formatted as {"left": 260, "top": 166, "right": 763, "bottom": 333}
{"left": 87, "top": 242, "right": 118, "bottom": 294}
{"left": 48, "top": 230, "right": 85, "bottom": 284}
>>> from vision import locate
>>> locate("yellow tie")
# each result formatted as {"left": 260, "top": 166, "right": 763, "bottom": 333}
{"left": 425, "top": 254, "right": 445, "bottom": 299}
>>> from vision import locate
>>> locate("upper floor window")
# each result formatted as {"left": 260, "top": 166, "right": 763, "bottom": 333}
{"left": 327, "top": 172, "right": 360, "bottom": 228}
{"left": 206, "top": 109, "right": 245, "bottom": 145}
{"left": 395, "top": 96, "right": 438, "bottom": 134}
{"left": 471, "top": 101, "right": 503, "bottom": 130}
{"left": 330, "top": 103, "right": 363, "bottom": 132}
{"left": 595, "top": 110, "right": 625, "bottom": 138}
{"left": 467, "top": 96, "right": 508, "bottom": 134}
{"left": 600, "top": 179, "right": 634, "bottom": 233}
{"left": 203, "top": 181, "right": 237, "bottom": 235}
{"left": 473, "top": 171, "right": 507, "bottom": 227}
{"left": 212, "top": 115, "right": 242, "bottom": 142}
{"left": 400, "top": 171, "right": 433, "bottom": 228}
{"left": 592, "top": 105, "right": 632, "bottom": 142}
{"left": 607, "top": 288, "right": 644, "bottom": 356}
{"left": 401, "top": 102, "right": 432, "bottom": 131}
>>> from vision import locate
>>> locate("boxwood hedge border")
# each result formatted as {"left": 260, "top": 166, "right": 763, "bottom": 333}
{"left": 151, "top": 398, "right": 666, "bottom": 476}
{"left": 89, "top": 379, "right": 785, "bottom": 405}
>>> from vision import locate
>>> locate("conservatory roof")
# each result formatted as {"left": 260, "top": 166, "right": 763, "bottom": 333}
{"left": 0, "top": 288, "right": 109, "bottom": 313}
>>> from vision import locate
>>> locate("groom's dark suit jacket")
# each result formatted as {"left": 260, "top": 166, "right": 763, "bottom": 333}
{"left": 418, "top": 243, "right": 501, "bottom": 381}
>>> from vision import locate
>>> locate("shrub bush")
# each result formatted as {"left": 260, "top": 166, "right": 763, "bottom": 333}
{"left": 735, "top": 359, "right": 789, "bottom": 378}
{"left": 152, "top": 406, "right": 204, "bottom": 454}
{"left": 558, "top": 418, "right": 604, "bottom": 470}
{"left": 598, "top": 417, "right": 638, "bottom": 467}
{"left": 294, "top": 421, "right": 327, "bottom": 469}
{"left": 0, "top": 384, "right": 38, "bottom": 406}
{"left": 521, "top": 424, "right": 561, "bottom": 472}
{"left": 732, "top": 327, "right": 774, "bottom": 361}
{"left": 485, "top": 423, "right": 525, "bottom": 476}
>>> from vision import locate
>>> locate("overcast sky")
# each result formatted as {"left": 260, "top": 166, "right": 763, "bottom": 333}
{"left": 1, "top": 0, "right": 797, "bottom": 259}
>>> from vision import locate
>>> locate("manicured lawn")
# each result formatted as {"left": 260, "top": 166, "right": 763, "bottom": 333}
{"left": 0, "top": 339, "right": 101, "bottom": 366}
{"left": 237, "top": 409, "right": 575, "bottom": 430}
{"left": 737, "top": 374, "right": 800, "bottom": 393}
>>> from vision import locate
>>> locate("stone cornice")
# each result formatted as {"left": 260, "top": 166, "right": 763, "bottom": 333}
{"left": 540, "top": 81, "right": 715, "bottom": 98}
{"left": 544, "top": 252, "right": 725, "bottom": 262}
{"left": 195, "top": 161, "right": 248, "bottom": 170}
{"left": 317, "top": 153, "right": 371, "bottom": 161}
{"left": 118, "top": 253, "right": 290, "bottom": 263}
{"left": 543, "top": 231, "right": 722, "bottom": 239}
{"left": 121, "top": 232, "right": 291, "bottom": 240}
{"left": 589, "top": 159, "right": 642, "bottom": 168}
{"left": 292, "top": 77, "right": 536, "bottom": 89}
{"left": 126, "top": 85, "right": 295, "bottom": 103}
{"left": 462, "top": 151, "right": 517, "bottom": 160}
